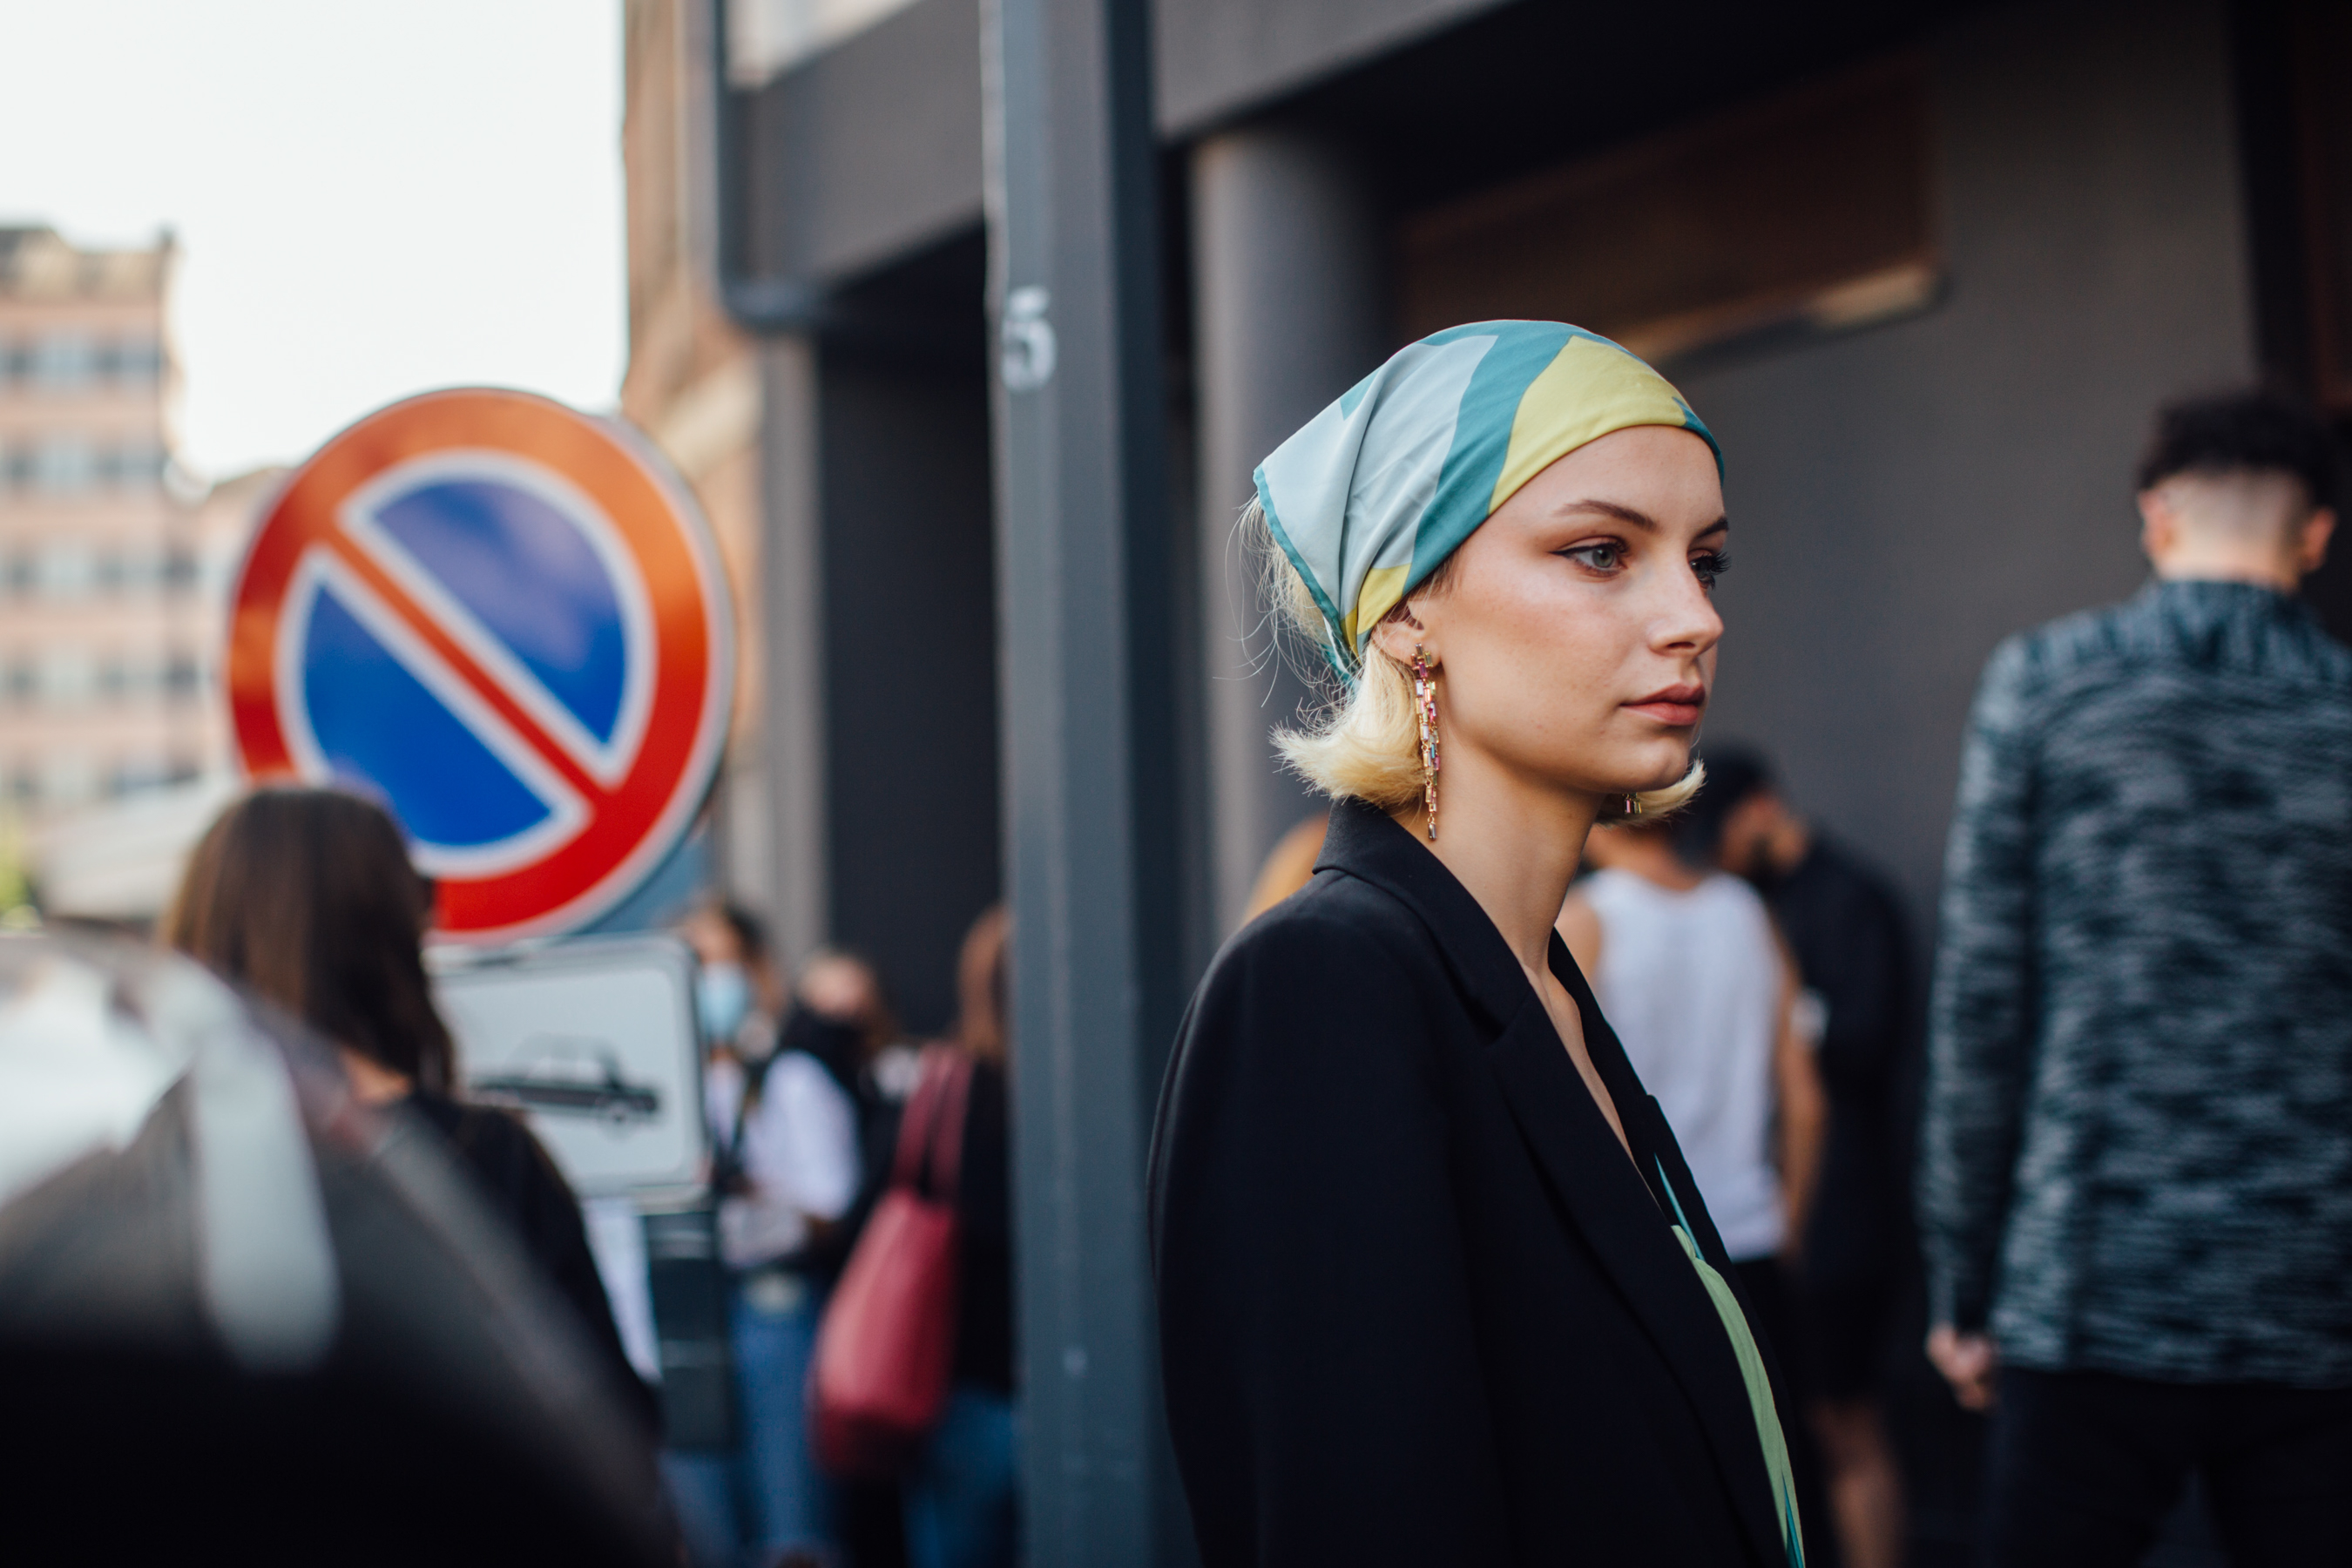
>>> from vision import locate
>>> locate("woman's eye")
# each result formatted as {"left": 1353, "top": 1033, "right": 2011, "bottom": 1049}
{"left": 1691, "top": 550, "right": 1730, "bottom": 589}
{"left": 1560, "top": 542, "right": 1624, "bottom": 572}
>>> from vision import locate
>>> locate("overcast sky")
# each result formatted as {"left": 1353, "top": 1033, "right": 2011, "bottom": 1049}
{"left": 0, "top": 0, "right": 626, "bottom": 481}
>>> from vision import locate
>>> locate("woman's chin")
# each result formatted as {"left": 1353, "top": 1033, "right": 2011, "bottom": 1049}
{"left": 1517, "top": 740, "right": 1692, "bottom": 802}
{"left": 1618, "top": 747, "right": 1697, "bottom": 795}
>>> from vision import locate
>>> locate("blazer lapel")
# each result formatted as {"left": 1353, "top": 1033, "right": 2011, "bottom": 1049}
{"left": 1484, "top": 1000, "right": 1787, "bottom": 1568}
{"left": 1316, "top": 801, "right": 1785, "bottom": 1566}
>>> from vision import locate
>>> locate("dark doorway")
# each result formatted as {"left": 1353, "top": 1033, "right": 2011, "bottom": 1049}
{"left": 819, "top": 227, "right": 998, "bottom": 1036}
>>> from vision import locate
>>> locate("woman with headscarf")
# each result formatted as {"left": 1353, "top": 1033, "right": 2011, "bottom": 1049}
{"left": 1149, "top": 323, "right": 1810, "bottom": 1565}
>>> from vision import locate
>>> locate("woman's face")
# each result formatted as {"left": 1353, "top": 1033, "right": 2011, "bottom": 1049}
{"left": 1383, "top": 423, "right": 1727, "bottom": 803}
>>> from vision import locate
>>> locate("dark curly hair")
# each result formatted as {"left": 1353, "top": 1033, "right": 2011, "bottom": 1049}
{"left": 2135, "top": 388, "right": 2342, "bottom": 517}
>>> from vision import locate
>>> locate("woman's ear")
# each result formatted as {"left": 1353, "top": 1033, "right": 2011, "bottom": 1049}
{"left": 1367, "top": 600, "right": 1432, "bottom": 666}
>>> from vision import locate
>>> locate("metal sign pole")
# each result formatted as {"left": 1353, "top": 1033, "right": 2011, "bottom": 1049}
{"left": 981, "top": 0, "right": 1190, "bottom": 1562}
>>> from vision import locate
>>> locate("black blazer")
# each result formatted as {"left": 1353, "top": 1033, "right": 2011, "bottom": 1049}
{"left": 1149, "top": 797, "right": 1796, "bottom": 1566}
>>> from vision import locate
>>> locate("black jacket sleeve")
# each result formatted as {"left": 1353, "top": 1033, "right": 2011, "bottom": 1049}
{"left": 1149, "top": 902, "right": 1513, "bottom": 1567}
{"left": 432, "top": 1099, "right": 666, "bottom": 1439}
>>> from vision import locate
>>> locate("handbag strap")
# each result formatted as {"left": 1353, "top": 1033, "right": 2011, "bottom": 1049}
{"left": 924, "top": 1051, "right": 976, "bottom": 1204}
{"left": 889, "top": 1046, "right": 976, "bottom": 1198}
{"left": 888, "top": 1048, "right": 948, "bottom": 1191}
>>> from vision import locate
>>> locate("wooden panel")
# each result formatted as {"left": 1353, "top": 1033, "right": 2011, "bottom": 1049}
{"left": 2295, "top": 3, "right": 2352, "bottom": 413}
{"left": 1397, "top": 57, "right": 1936, "bottom": 361}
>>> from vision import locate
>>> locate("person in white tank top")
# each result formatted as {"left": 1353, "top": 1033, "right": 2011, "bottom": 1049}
{"left": 1558, "top": 819, "right": 1825, "bottom": 1265}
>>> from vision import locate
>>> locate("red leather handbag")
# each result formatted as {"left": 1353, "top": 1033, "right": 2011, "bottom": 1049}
{"left": 808, "top": 1045, "right": 975, "bottom": 1478}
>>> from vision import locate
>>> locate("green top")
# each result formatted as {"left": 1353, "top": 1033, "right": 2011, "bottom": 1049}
{"left": 1659, "top": 1162, "right": 1804, "bottom": 1567}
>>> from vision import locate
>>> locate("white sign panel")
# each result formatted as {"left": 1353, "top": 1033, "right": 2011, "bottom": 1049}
{"left": 431, "top": 935, "right": 704, "bottom": 1199}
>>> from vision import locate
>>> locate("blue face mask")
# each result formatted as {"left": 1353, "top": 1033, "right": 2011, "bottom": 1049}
{"left": 696, "top": 963, "right": 752, "bottom": 1044}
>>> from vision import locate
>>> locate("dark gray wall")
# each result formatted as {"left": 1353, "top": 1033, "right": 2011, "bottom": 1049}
{"left": 745, "top": 0, "right": 984, "bottom": 283}
{"left": 1681, "top": 0, "right": 2254, "bottom": 944}
{"left": 740, "top": 0, "right": 1514, "bottom": 286}
{"left": 1152, "top": 0, "right": 1506, "bottom": 135}
{"left": 820, "top": 340, "right": 1001, "bottom": 1034}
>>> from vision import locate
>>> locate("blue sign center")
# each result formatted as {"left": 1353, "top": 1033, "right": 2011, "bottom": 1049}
{"left": 296, "top": 470, "right": 635, "bottom": 856}
{"left": 374, "top": 476, "right": 629, "bottom": 744}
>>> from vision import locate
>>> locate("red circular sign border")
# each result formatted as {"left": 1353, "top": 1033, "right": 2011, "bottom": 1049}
{"left": 225, "top": 388, "right": 735, "bottom": 943}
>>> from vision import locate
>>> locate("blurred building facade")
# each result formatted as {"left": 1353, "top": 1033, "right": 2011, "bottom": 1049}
{"left": 620, "top": 0, "right": 797, "bottom": 962}
{"left": 0, "top": 227, "right": 212, "bottom": 819}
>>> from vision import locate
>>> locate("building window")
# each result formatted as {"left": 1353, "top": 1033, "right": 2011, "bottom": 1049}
{"left": 105, "top": 336, "right": 164, "bottom": 386}
{"left": 32, "top": 332, "right": 97, "bottom": 393}
{"left": 37, "top": 436, "right": 95, "bottom": 495}
{"left": 112, "top": 547, "right": 161, "bottom": 594}
{"left": 166, "top": 653, "right": 201, "bottom": 700}
{"left": 164, "top": 546, "right": 198, "bottom": 591}
{"left": 39, "top": 649, "right": 95, "bottom": 707}
{"left": 105, "top": 442, "right": 166, "bottom": 489}
{"left": 37, "top": 543, "right": 97, "bottom": 600}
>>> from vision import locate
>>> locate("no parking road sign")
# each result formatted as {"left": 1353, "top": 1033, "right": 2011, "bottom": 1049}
{"left": 226, "top": 389, "right": 735, "bottom": 943}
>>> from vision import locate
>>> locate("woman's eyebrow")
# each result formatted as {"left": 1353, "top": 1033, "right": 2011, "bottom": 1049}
{"left": 1561, "top": 499, "right": 1732, "bottom": 538}
{"left": 1561, "top": 498, "right": 1659, "bottom": 530}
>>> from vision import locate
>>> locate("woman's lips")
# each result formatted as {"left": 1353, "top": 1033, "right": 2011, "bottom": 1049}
{"left": 1624, "top": 684, "right": 1707, "bottom": 727}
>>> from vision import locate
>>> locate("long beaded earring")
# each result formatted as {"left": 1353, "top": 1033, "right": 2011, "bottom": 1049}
{"left": 1413, "top": 645, "right": 1441, "bottom": 841}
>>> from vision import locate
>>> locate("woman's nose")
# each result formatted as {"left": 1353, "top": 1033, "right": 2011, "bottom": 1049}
{"left": 1652, "top": 564, "right": 1724, "bottom": 653}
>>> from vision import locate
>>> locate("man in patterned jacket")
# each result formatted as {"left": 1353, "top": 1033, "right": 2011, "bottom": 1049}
{"left": 1921, "top": 389, "right": 2351, "bottom": 1565}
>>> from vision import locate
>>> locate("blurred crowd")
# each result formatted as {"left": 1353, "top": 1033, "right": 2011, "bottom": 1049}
{"left": 668, "top": 902, "right": 1017, "bottom": 1568}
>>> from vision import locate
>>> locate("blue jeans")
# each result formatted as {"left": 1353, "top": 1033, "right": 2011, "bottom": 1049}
{"left": 661, "top": 1450, "right": 742, "bottom": 1568}
{"left": 902, "top": 1386, "right": 1019, "bottom": 1568}
{"left": 664, "top": 1271, "right": 835, "bottom": 1567}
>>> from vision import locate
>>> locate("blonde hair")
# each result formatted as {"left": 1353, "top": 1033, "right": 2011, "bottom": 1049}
{"left": 1248, "top": 498, "right": 1704, "bottom": 823}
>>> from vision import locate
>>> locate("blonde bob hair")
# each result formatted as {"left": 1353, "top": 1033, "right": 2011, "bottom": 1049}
{"left": 1250, "top": 497, "right": 1704, "bottom": 823}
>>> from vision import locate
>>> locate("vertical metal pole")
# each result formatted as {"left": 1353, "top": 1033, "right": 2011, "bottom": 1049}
{"left": 981, "top": 0, "right": 1187, "bottom": 1563}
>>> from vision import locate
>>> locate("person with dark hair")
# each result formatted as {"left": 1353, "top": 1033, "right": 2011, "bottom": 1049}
{"left": 166, "top": 787, "right": 658, "bottom": 1438}
{"left": 1683, "top": 749, "right": 1910, "bottom": 1568}
{"left": 1922, "top": 389, "right": 2352, "bottom": 1565}
{"left": 686, "top": 913, "right": 864, "bottom": 1568}
{"left": 683, "top": 902, "right": 787, "bottom": 1060}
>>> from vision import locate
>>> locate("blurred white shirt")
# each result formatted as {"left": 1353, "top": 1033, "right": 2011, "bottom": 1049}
{"left": 1582, "top": 868, "right": 1786, "bottom": 1261}
{"left": 705, "top": 1051, "right": 859, "bottom": 1271}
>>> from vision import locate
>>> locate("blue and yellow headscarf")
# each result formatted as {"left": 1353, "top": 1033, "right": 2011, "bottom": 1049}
{"left": 1255, "top": 321, "right": 1720, "bottom": 678}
